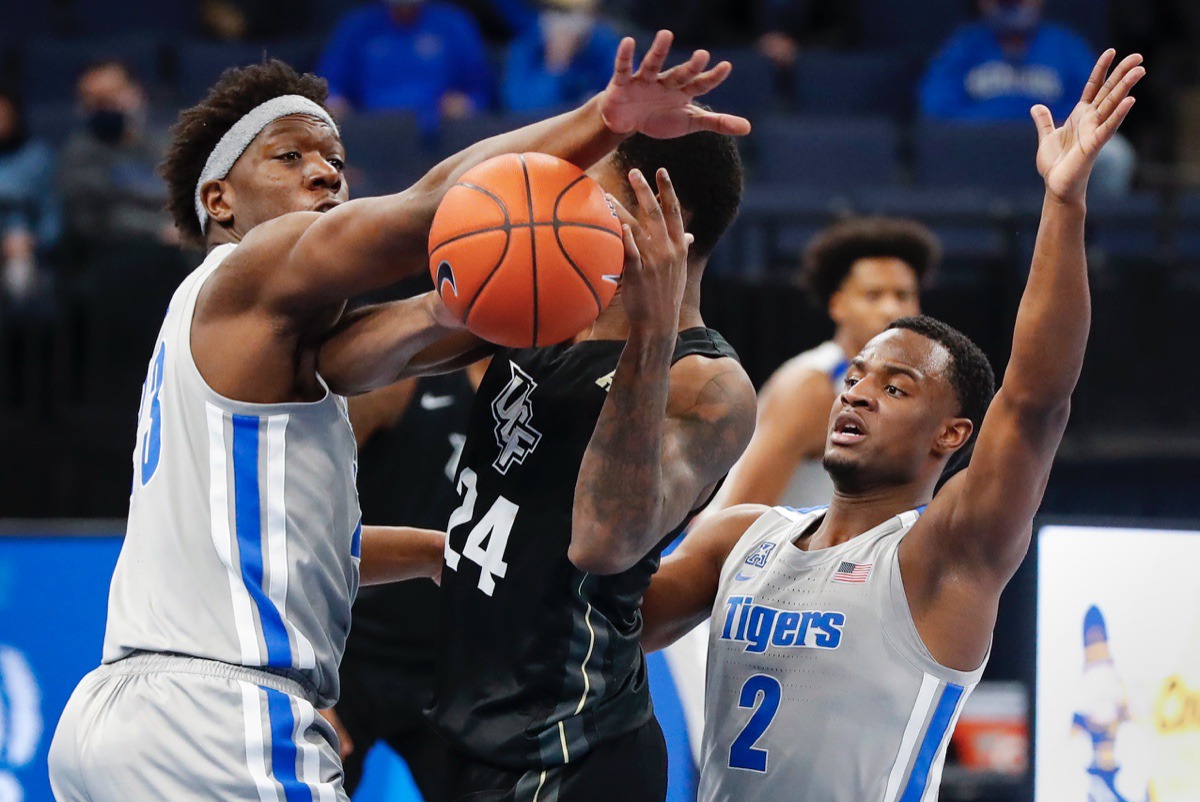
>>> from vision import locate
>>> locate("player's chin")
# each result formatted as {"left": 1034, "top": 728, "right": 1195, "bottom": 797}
{"left": 822, "top": 447, "right": 862, "bottom": 479}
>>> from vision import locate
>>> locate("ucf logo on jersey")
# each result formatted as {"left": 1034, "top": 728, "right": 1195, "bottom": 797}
{"left": 491, "top": 361, "right": 542, "bottom": 474}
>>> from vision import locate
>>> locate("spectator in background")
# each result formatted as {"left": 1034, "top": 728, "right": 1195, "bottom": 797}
{"left": 757, "top": 0, "right": 860, "bottom": 68}
{"left": 502, "top": 0, "right": 620, "bottom": 112}
{"left": 920, "top": 0, "right": 1135, "bottom": 193}
{"left": 57, "top": 61, "right": 175, "bottom": 254}
{"left": 199, "top": 0, "right": 313, "bottom": 40}
{"left": 0, "top": 88, "right": 60, "bottom": 303}
{"left": 318, "top": 0, "right": 493, "bottom": 134}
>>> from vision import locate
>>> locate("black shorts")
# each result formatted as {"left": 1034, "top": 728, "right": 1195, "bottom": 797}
{"left": 335, "top": 654, "right": 449, "bottom": 799}
{"left": 444, "top": 718, "right": 668, "bottom": 802}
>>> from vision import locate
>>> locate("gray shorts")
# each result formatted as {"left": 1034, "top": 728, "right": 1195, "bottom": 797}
{"left": 49, "top": 652, "right": 349, "bottom": 802}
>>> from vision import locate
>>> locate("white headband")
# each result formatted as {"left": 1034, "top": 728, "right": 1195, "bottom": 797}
{"left": 194, "top": 94, "right": 339, "bottom": 230}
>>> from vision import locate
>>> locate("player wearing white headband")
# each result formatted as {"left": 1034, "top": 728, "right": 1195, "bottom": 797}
{"left": 48, "top": 41, "right": 750, "bottom": 802}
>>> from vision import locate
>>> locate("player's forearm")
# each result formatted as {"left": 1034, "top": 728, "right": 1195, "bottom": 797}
{"left": 570, "top": 328, "right": 675, "bottom": 575}
{"left": 317, "top": 293, "right": 463, "bottom": 396}
{"left": 1003, "top": 195, "right": 1090, "bottom": 410}
{"left": 358, "top": 526, "right": 446, "bottom": 586}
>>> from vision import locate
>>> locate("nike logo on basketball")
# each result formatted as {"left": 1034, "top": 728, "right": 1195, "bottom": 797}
{"left": 420, "top": 393, "right": 455, "bottom": 410}
{"left": 436, "top": 261, "right": 458, "bottom": 297}
{"left": 601, "top": 274, "right": 621, "bottom": 285}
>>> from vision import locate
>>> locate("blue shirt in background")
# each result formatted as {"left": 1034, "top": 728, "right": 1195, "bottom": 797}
{"left": 502, "top": 19, "right": 620, "bottom": 112}
{"left": 0, "top": 139, "right": 61, "bottom": 248}
{"left": 919, "top": 21, "right": 1095, "bottom": 123}
{"left": 318, "top": 2, "right": 493, "bottom": 132}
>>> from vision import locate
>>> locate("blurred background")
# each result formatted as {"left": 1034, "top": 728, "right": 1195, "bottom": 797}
{"left": 1, "top": 0, "right": 1199, "bottom": 801}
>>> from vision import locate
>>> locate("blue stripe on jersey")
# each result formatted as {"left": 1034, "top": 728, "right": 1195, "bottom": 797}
{"left": 782, "top": 506, "right": 828, "bottom": 515}
{"left": 831, "top": 358, "right": 850, "bottom": 384}
{"left": 898, "top": 682, "right": 964, "bottom": 802}
{"left": 351, "top": 519, "right": 362, "bottom": 559}
{"left": 232, "top": 414, "right": 292, "bottom": 667}
{"left": 264, "top": 687, "right": 310, "bottom": 802}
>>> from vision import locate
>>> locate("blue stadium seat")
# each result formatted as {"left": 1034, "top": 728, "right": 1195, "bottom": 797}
{"left": 722, "top": 185, "right": 851, "bottom": 274}
{"left": 1173, "top": 192, "right": 1200, "bottom": 258}
{"left": 176, "top": 39, "right": 321, "bottom": 104}
{"left": 752, "top": 116, "right": 900, "bottom": 189}
{"left": 1045, "top": 0, "right": 1109, "bottom": 51}
{"left": 849, "top": 186, "right": 1010, "bottom": 265}
{"left": 856, "top": 0, "right": 969, "bottom": 54}
{"left": 914, "top": 121, "right": 1041, "bottom": 192}
{"left": 702, "top": 48, "right": 780, "bottom": 118}
{"left": 793, "top": 51, "right": 918, "bottom": 120}
{"left": 72, "top": 0, "right": 191, "bottom": 36}
{"left": 1086, "top": 194, "right": 1163, "bottom": 260}
{"left": 21, "top": 36, "right": 164, "bottom": 103}
{"left": 436, "top": 111, "right": 559, "bottom": 160}
{"left": 338, "top": 111, "right": 426, "bottom": 197}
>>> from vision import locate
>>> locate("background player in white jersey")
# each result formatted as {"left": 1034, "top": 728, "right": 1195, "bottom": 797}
{"left": 48, "top": 34, "right": 751, "bottom": 802}
{"left": 639, "top": 49, "right": 1144, "bottom": 801}
{"left": 714, "top": 217, "right": 938, "bottom": 511}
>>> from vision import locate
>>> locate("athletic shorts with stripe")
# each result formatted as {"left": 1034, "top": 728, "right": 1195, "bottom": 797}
{"left": 49, "top": 653, "right": 348, "bottom": 802}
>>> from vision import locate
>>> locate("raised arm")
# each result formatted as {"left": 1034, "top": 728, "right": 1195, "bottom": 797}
{"left": 641, "top": 505, "right": 765, "bottom": 652}
{"left": 903, "top": 51, "right": 1144, "bottom": 664}
{"left": 568, "top": 169, "right": 756, "bottom": 575}
{"left": 243, "top": 31, "right": 751, "bottom": 315}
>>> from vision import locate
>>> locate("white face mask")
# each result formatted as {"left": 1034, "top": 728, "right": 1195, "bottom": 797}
{"left": 542, "top": 9, "right": 594, "bottom": 40}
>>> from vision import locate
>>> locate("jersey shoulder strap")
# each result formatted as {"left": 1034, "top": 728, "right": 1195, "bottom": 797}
{"left": 673, "top": 327, "right": 740, "bottom": 364}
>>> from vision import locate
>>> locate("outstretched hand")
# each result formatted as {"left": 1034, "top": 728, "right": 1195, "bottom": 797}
{"left": 1033, "top": 49, "right": 1144, "bottom": 203}
{"left": 598, "top": 30, "right": 752, "bottom": 140}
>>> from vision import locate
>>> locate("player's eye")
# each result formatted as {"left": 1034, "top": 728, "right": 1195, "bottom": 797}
{"left": 844, "top": 376, "right": 859, "bottom": 389}
{"left": 277, "top": 151, "right": 301, "bottom": 162}
{"left": 328, "top": 157, "right": 345, "bottom": 171}
{"left": 885, "top": 384, "right": 905, "bottom": 397}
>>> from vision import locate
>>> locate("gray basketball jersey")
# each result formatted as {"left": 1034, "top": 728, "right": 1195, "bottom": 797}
{"left": 699, "top": 507, "right": 987, "bottom": 802}
{"left": 778, "top": 341, "right": 847, "bottom": 509}
{"left": 101, "top": 243, "right": 362, "bottom": 707}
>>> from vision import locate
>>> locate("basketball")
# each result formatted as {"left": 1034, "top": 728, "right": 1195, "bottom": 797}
{"left": 428, "top": 152, "right": 625, "bottom": 348}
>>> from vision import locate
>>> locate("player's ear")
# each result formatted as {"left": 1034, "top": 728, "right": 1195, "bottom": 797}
{"left": 201, "top": 179, "right": 234, "bottom": 228}
{"left": 933, "top": 417, "right": 972, "bottom": 457}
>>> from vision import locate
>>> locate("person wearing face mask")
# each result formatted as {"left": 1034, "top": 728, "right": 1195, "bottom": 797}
{"left": 317, "top": 0, "right": 493, "bottom": 134}
{"left": 57, "top": 60, "right": 176, "bottom": 253}
{"left": 0, "top": 87, "right": 60, "bottom": 303}
{"left": 920, "top": 0, "right": 1137, "bottom": 193}
{"left": 501, "top": 0, "right": 621, "bottom": 112}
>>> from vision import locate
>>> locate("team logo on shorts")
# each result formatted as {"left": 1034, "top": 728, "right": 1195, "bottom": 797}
{"left": 491, "top": 361, "right": 542, "bottom": 474}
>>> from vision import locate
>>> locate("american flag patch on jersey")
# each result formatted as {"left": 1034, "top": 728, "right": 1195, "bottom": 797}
{"left": 833, "top": 561, "right": 872, "bottom": 583}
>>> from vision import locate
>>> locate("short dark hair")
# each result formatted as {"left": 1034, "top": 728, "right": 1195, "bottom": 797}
{"left": 160, "top": 59, "right": 330, "bottom": 246}
{"left": 611, "top": 130, "right": 743, "bottom": 258}
{"left": 803, "top": 216, "right": 941, "bottom": 307}
{"left": 888, "top": 315, "right": 996, "bottom": 444}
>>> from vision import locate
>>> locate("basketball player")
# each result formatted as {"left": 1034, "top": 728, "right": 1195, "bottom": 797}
{"left": 715, "top": 217, "right": 939, "bottom": 510}
{"left": 48, "top": 31, "right": 752, "bottom": 801}
{"left": 324, "top": 358, "right": 488, "bottom": 799}
{"left": 318, "top": 135, "right": 756, "bottom": 800}
{"left": 639, "top": 49, "right": 1144, "bottom": 801}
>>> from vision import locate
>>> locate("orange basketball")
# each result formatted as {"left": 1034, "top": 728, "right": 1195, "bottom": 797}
{"left": 428, "top": 152, "right": 625, "bottom": 348}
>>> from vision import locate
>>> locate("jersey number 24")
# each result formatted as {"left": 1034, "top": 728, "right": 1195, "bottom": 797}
{"left": 444, "top": 467, "right": 517, "bottom": 595}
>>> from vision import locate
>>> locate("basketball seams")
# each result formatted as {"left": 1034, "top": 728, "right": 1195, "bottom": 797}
{"left": 519, "top": 154, "right": 539, "bottom": 347}
{"left": 456, "top": 182, "right": 513, "bottom": 329}
{"left": 552, "top": 173, "right": 613, "bottom": 316}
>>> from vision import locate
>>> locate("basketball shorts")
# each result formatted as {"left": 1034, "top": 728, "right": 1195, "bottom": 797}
{"left": 444, "top": 717, "right": 668, "bottom": 802}
{"left": 49, "top": 652, "right": 349, "bottom": 802}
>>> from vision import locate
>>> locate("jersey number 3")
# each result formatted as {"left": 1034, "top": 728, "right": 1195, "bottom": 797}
{"left": 137, "top": 342, "right": 167, "bottom": 487}
{"left": 444, "top": 467, "right": 517, "bottom": 596}
{"left": 728, "top": 674, "right": 782, "bottom": 773}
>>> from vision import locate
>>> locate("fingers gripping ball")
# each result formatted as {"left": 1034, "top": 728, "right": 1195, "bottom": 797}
{"left": 429, "top": 153, "right": 625, "bottom": 348}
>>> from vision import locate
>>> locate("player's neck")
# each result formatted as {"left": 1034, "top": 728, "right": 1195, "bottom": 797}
{"left": 583, "top": 292, "right": 704, "bottom": 341}
{"left": 805, "top": 483, "right": 929, "bottom": 550}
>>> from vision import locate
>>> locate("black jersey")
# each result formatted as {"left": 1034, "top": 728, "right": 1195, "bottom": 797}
{"left": 428, "top": 327, "right": 740, "bottom": 770}
{"left": 344, "top": 371, "right": 474, "bottom": 671}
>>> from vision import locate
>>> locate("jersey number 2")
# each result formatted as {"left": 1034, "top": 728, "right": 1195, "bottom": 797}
{"left": 444, "top": 467, "right": 517, "bottom": 596}
{"left": 728, "top": 674, "right": 782, "bottom": 773}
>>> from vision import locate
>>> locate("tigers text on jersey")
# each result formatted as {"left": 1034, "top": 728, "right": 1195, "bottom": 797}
{"left": 699, "top": 507, "right": 987, "bottom": 802}
{"left": 429, "top": 328, "right": 740, "bottom": 770}
{"left": 101, "top": 243, "right": 362, "bottom": 707}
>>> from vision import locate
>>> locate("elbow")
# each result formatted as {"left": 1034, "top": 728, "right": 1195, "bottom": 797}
{"left": 567, "top": 532, "right": 641, "bottom": 576}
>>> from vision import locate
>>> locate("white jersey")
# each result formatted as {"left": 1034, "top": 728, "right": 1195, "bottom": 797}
{"left": 699, "top": 507, "right": 987, "bottom": 802}
{"left": 777, "top": 341, "right": 848, "bottom": 509}
{"left": 101, "top": 243, "right": 361, "bottom": 707}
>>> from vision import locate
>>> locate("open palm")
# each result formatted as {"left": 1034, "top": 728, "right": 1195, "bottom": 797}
{"left": 598, "top": 30, "right": 752, "bottom": 140}
{"left": 1034, "top": 50, "right": 1144, "bottom": 203}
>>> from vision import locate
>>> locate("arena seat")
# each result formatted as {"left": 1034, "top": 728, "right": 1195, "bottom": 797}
{"left": 703, "top": 47, "right": 781, "bottom": 118}
{"left": 1086, "top": 194, "right": 1164, "bottom": 260}
{"left": 793, "top": 51, "right": 919, "bottom": 120}
{"left": 725, "top": 185, "right": 851, "bottom": 274}
{"left": 752, "top": 115, "right": 900, "bottom": 188}
{"left": 175, "top": 38, "right": 321, "bottom": 104}
{"left": 338, "top": 111, "right": 427, "bottom": 196}
{"left": 72, "top": 0, "right": 191, "bottom": 36}
{"left": 848, "top": 185, "right": 1011, "bottom": 265}
{"left": 1172, "top": 192, "right": 1200, "bottom": 258}
{"left": 436, "top": 111, "right": 561, "bottom": 159}
{"left": 26, "top": 101, "right": 78, "bottom": 148}
{"left": 855, "top": 0, "right": 969, "bottom": 54}
{"left": 21, "top": 36, "right": 165, "bottom": 103}
{"left": 914, "top": 121, "right": 1042, "bottom": 191}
